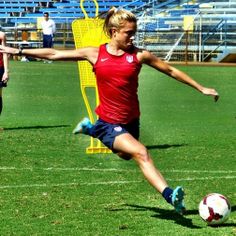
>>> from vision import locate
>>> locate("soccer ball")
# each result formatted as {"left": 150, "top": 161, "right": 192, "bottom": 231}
{"left": 199, "top": 193, "right": 231, "bottom": 226}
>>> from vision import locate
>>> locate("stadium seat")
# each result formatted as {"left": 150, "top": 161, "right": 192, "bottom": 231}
{"left": 0, "top": 8, "right": 24, "bottom": 17}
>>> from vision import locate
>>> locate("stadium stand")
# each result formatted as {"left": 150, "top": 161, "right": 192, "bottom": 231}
{"left": 136, "top": 0, "right": 236, "bottom": 62}
{"left": 0, "top": 0, "right": 235, "bottom": 62}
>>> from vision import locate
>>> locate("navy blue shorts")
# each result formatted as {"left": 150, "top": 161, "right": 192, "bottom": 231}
{"left": 89, "top": 118, "right": 140, "bottom": 151}
{"left": 0, "top": 67, "right": 6, "bottom": 88}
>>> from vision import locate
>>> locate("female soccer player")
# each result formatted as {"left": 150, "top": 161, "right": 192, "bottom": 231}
{"left": 0, "top": 31, "right": 9, "bottom": 130}
{"left": 0, "top": 8, "right": 219, "bottom": 214}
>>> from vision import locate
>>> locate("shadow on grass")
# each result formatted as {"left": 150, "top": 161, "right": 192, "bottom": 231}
{"left": 124, "top": 204, "right": 201, "bottom": 229}
{"left": 231, "top": 205, "right": 236, "bottom": 212}
{"left": 146, "top": 144, "right": 187, "bottom": 150}
{"left": 3, "top": 124, "right": 70, "bottom": 130}
{"left": 108, "top": 204, "right": 236, "bottom": 229}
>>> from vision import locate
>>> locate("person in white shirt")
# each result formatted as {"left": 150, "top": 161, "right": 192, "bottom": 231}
{"left": 41, "top": 12, "right": 56, "bottom": 63}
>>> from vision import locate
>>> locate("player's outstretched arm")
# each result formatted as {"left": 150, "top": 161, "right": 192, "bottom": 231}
{"left": 0, "top": 32, "right": 9, "bottom": 83}
{"left": 165, "top": 65, "right": 219, "bottom": 102}
{"left": 140, "top": 50, "right": 219, "bottom": 102}
{"left": 0, "top": 46, "right": 98, "bottom": 63}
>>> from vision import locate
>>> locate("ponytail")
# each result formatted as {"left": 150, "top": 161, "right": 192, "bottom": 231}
{"left": 103, "top": 7, "right": 137, "bottom": 38}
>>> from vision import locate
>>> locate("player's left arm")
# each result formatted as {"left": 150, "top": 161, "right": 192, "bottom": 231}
{"left": 138, "top": 50, "right": 219, "bottom": 101}
{"left": 0, "top": 32, "right": 9, "bottom": 83}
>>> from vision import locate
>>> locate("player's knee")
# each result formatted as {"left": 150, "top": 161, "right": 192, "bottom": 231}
{"left": 133, "top": 146, "right": 150, "bottom": 163}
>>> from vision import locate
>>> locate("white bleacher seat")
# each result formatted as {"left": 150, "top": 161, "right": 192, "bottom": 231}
{"left": 199, "top": 8, "right": 236, "bottom": 14}
{"left": 211, "top": 2, "right": 236, "bottom": 8}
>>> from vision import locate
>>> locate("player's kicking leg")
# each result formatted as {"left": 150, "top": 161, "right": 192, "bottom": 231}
{"left": 113, "top": 133, "right": 186, "bottom": 214}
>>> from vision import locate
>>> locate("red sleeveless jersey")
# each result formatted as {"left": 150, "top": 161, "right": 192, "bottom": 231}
{"left": 93, "top": 44, "right": 142, "bottom": 124}
{"left": 0, "top": 38, "right": 3, "bottom": 68}
{"left": 0, "top": 53, "right": 3, "bottom": 68}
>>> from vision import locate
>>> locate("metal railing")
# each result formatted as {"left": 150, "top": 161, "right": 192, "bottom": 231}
{"left": 201, "top": 19, "right": 227, "bottom": 61}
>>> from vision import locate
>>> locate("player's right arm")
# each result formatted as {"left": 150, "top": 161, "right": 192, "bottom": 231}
{"left": 0, "top": 46, "right": 99, "bottom": 64}
{"left": 0, "top": 32, "right": 9, "bottom": 83}
{"left": 138, "top": 49, "right": 219, "bottom": 102}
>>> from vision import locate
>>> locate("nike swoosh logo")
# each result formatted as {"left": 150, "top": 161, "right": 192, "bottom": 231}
{"left": 101, "top": 58, "right": 108, "bottom": 62}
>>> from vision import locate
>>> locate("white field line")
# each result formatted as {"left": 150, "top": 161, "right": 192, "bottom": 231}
{"left": 0, "top": 166, "right": 235, "bottom": 190}
{"left": 0, "top": 176, "right": 235, "bottom": 190}
{"left": 0, "top": 166, "right": 236, "bottom": 173}
{"left": 0, "top": 180, "right": 142, "bottom": 189}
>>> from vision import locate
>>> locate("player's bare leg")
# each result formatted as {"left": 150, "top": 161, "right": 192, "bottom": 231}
{"left": 0, "top": 88, "right": 3, "bottom": 131}
{"left": 73, "top": 120, "right": 186, "bottom": 214}
{"left": 113, "top": 133, "right": 168, "bottom": 193}
{"left": 113, "top": 133, "right": 186, "bottom": 214}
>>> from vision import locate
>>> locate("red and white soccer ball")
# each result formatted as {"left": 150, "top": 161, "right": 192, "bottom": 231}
{"left": 199, "top": 193, "right": 231, "bottom": 226}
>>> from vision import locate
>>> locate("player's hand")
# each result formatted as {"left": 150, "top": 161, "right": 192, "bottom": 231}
{"left": 201, "top": 87, "right": 219, "bottom": 102}
{"left": 2, "top": 72, "right": 9, "bottom": 84}
{"left": 0, "top": 45, "right": 7, "bottom": 53}
{"left": 0, "top": 45, "right": 18, "bottom": 55}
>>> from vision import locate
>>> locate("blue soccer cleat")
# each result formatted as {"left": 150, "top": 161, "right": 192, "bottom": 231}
{"left": 171, "top": 186, "right": 186, "bottom": 215}
{"left": 73, "top": 117, "right": 93, "bottom": 135}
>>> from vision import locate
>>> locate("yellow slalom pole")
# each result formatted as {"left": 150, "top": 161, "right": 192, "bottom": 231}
{"left": 80, "top": 0, "right": 99, "bottom": 18}
{"left": 72, "top": 0, "right": 111, "bottom": 154}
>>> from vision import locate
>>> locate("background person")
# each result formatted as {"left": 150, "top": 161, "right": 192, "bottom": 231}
{"left": 41, "top": 12, "right": 56, "bottom": 63}
{"left": 0, "top": 8, "right": 219, "bottom": 214}
{"left": 0, "top": 31, "right": 9, "bottom": 130}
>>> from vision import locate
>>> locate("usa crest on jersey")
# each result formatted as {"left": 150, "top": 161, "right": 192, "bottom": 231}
{"left": 126, "top": 55, "right": 133, "bottom": 63}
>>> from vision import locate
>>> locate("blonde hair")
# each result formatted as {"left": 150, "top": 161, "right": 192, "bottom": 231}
{"left": 103, "top": 7, "right": 137, "bottom": 37}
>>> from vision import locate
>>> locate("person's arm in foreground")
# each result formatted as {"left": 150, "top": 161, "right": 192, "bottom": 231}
{"left": 0, "top": 32, "right": 9, "bottom": 84}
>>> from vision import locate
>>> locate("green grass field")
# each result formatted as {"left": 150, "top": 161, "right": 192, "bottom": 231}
{"left": 0, "top": 61, "right": 235, "bottom": 235}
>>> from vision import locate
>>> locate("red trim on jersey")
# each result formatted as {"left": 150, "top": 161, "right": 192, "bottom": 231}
{"left": 0, "top": 54, "right": 3, "bottom": 68}
{"left": 93, "top": 44, "right": 142, "bottom": 124}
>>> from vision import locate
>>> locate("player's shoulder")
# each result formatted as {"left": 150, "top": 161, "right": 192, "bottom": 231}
{"left": 0, "top": 31, "right": 5, "bottom": 38}
{"left": 76, "top": 46, "right": 99, "bottom": 63}
{"left": 134, "top": 47, "right": 153, "bottom": 63}
{"left": 0, "top": 31, "right": 6, "bottom": 41}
